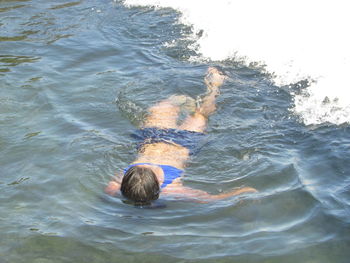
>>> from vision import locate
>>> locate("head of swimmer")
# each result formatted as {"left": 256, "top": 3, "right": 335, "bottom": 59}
{"left": 121, "top": 165, "right": 160, "bottom": 204}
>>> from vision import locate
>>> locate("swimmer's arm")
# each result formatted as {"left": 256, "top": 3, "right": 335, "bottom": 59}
{"left": 162, "top": 184, "right": 257, "bottom": 202}
{"left": 105, "top": 175, "right": 122, "bottom": 196}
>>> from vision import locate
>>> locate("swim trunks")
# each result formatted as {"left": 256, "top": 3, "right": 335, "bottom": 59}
{"left": 124, "top": 162, "right": 183, "bottom": 188}
{"left": 131, "top": 127, "right": 207, "bottom": 155}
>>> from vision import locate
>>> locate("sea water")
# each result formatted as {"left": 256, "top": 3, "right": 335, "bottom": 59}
{"left": 126, "top": 0, "right": 350, "bottom": 126}
{"left": 0, "top": 0, "right": 349, "bottom": 262}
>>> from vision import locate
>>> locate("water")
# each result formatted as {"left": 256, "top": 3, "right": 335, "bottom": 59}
{"left": 126, "top": 0, "right": 350, "bottom": 126}
{"left": 1, "top": 0, "right": 349, "bottom": 262}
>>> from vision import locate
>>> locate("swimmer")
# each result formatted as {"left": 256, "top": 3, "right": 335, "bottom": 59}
{"left": 106, "top": 67, "right": 257, "bottom": 204}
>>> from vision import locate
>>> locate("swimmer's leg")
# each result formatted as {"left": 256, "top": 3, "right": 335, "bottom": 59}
{"left": 143, "top": 93, "right": 197, "bottom": 129}
{"left": 179, "top": 67, "right": 226, "bottom": 132}
{"left": 168, "top": 95, "right": 196, "bottom": 112}
{"left": 143, "top": 99, "right": 181, "bottom": 129}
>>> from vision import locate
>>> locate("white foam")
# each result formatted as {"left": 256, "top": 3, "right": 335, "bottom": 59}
{"left": 124, "top": 0, "right": 350, "bottom": 125}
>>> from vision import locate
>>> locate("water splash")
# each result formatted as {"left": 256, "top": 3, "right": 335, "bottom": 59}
{"left": 124, "top": 0, "right": 350, "bottom": 125}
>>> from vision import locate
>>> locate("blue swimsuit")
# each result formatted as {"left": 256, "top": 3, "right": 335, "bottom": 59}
{"left": 124, "top": 162, "right": 183, "bottom": 188}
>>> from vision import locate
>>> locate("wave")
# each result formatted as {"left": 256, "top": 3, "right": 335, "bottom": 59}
{"left": 124, "top": 0, "right": 350, "bottom": 126}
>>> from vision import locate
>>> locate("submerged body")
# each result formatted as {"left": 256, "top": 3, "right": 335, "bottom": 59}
{"left": 106, "top": 68, "right": 256, "bottom": 203}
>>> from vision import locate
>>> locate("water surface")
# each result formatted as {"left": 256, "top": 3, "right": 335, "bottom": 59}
{"left": 1, "top": 1, "right": 349, "bottom": 262}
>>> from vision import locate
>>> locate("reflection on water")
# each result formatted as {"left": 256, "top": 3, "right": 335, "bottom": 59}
{"left": 0, "top": 55, "right": 40, "bottom": 73}
{"left": 1, "top": 0, "right": 349, "bottom": 262}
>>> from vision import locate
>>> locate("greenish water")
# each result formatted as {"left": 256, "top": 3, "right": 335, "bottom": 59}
{"left": 1, "top": 0, "right": 349, "bottom": 262}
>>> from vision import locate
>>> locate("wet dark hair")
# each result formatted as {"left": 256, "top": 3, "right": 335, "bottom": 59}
{"left": 121, "top": 165, "right": 160, "bottom": 204}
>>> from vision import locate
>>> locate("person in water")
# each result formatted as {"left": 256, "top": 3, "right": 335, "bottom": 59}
{"left": 105, "top": 67, "right": 257, "bottom": 203}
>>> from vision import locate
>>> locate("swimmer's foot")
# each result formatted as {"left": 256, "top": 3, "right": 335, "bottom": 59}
{"left": 204, "top": 67, "right": 227, "bottom": 91}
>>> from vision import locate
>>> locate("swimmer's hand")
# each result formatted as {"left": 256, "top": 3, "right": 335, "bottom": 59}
{"left": 105, "top": 176, "right": 122, "bottom": 196}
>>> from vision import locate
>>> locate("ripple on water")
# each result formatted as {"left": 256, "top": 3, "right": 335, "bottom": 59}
{"left": 1, "top": 0, "right": 350, "bottom": 262}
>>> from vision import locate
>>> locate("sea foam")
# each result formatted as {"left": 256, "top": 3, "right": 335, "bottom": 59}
{"left": 124, "top": 0, "right": 350, "bottom": 125}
